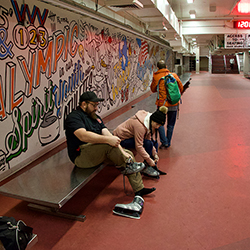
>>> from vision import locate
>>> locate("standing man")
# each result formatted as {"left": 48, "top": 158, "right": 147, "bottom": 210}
{"left": 64, "top": 91, "right": 156, "bottom": 197}
{"left": 150, "top": 60, "right": 183, "bottom": 149}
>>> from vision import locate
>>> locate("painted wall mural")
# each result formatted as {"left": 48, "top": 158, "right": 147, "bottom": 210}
{"left": 0, "top": 0, "right": 172, "bottom": 177}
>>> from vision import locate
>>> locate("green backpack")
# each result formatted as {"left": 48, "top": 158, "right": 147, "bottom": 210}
{"left": 157, "top": 73, "right": 181, "bottom": 105}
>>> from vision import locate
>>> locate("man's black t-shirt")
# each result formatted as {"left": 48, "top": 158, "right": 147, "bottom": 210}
{"left": 64, "top": 107, "right": 106, "bottom": 163}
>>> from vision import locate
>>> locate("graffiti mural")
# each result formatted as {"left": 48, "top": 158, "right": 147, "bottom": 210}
{"left": 0, "top": 0, "right": 172, "bottom": 176}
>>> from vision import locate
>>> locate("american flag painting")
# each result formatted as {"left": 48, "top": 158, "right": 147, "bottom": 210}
{"left": 136, "top": 38, "right": 149, "bottom": 66}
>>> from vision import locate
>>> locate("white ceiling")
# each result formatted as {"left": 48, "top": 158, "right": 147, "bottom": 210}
{"left": 116, "top": 0, "right": 250, "bottom": 53}
{"left": 168, "top": 0, "right": 238, "bottom": 19}
{"left": 65, "top": 0, "right": 250, "bottom": 54}
{"left": 167, "top": 0, "right": 242, "bottom": 48}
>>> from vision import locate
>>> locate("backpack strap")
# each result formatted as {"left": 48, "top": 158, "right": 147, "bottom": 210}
{"left": 156, "top": 77, "right": 165, "bottom": 100}
{"left": 157, "top": 75, "right": 169, "bottom": 106}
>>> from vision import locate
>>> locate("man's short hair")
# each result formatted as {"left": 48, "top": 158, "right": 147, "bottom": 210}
{"left": 157, "top": 60, "right": 166, "bottom": 69}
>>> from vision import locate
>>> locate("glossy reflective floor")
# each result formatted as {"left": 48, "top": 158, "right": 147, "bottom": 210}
{"left": 1, "top": 72, "right": 250, "bottom": 250}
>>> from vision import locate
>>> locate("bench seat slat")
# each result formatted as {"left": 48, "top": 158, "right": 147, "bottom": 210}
{"left": 0, "top": 148, "right": 104, "bottom": 209}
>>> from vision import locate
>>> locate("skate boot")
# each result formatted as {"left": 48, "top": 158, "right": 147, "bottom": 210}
{"left": 141, "top": 161, "right": 160, "bottom": 179}
{"left": 120, "top": 158, "right": 145, "bottom": 175}
{"left": 113, "top": 195, "right": 144, "bottom": 219}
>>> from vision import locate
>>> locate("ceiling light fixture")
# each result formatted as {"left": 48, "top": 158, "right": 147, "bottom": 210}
{"left": 238, "top": 0, "right": 250, "bottom": 13}
{"left": 187, "top": 0, "right": 194, "bottom": 3}
{"left": 162, "top": 22, "right": 168, "bottom": 31}
{"left": 189, "top": 10, "right": 196, "bottom": 18}
{"left": 209, "top": 3, "right": 216, "bottom": 12}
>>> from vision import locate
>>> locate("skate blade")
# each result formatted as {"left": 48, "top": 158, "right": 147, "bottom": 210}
{"left": 113, "top": 207, "right": 141, "bottom": 219}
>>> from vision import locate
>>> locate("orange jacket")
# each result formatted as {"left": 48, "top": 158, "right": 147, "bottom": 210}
{"left": 150, "top": 68, "right": 183, "bottom": 107}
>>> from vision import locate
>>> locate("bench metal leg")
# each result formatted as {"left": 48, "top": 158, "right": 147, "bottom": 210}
{"left": 28, "top": 204, "right": 86, "bottom": 222}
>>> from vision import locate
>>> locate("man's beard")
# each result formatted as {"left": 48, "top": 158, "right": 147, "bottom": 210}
{"left": 86, "top": 106, "right": 97, "bottom": 119}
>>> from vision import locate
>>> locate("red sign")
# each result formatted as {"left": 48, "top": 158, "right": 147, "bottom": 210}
{"left": 234, "top": 20, "right": 250, "bottom": 29}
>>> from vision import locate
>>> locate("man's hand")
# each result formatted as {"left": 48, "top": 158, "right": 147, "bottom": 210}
{"left": 122, "top": 150, "right": 133, "bottom": 159}
{"left": 107, "top": 135, "right": 121, "bottom": 147}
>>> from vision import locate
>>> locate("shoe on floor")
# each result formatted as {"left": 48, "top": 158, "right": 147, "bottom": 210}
{"left": 159, "top": 143, "right": 169, "bottom": 149}
{"left": 135, "top": 187, "right": 156, "bottom": 197}
{"left": 153, "top": 165, "right": 167, "bottom": 175}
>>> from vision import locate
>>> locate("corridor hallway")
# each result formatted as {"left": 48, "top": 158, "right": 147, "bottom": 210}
{"left": 1, "top": 72, "right": 250, "bottom": 249}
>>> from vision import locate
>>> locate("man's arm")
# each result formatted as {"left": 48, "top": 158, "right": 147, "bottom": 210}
{"left": 101, "top": 128, "right": 113, "bottom": 137}
{"left": 74, "top": 128, "right": 121, "bottom": 147}
{"left": 150, "top": 74, "right": 158, "bottom": 93}
{"left": 102, "top": 128, "right": 133, "bottom": 159}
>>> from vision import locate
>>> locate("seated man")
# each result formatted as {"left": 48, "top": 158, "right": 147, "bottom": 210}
{"left": 64, "top": 91, "right": 156, "bottom": 197}
{"left": 113, "top": 106, "right": 168, "bottom": 178}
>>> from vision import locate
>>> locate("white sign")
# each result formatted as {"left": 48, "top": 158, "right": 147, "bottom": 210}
{"left": 224, "top": 34, "right": 250, "bottom": 48}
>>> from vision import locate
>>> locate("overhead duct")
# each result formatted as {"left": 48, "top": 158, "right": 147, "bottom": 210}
{"left": 104, "top": 0, "right": 143, "bottom": 9}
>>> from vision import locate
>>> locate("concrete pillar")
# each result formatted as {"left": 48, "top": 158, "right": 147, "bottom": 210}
{"left": 196, "top": 46, "right": 200, "bottom": 74}
{"left": 243, "top": 51, "right": 249, "bottom": 76}
{"left": 209, "top": 51, "right": 212, "bottom": 74}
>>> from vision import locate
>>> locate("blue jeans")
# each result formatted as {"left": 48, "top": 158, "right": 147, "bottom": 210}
{"left": 158, "top": 110, "right": 177, "bottom": 146}
{"left": 120, "top": 138, "right": 158, "bottom": 158}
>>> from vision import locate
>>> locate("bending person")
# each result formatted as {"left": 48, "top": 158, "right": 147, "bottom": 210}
{"left": 64, "top": 91, "right": 156, "bottom": 197}
{"left": 113, "top": 106, "right": 168, "bottom": 178}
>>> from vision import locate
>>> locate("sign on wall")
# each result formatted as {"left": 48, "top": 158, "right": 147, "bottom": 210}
{"left": 225, "top": 34, "right": 250, "bottom": 48}
{"left": 0, "top": 0, "right": 172, "bottom": 179}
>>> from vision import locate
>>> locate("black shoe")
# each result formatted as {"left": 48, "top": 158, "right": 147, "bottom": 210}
{"left": 135, "top": 187, "right": 156, "bottom": 197}
{"left": 153, "top": 166, "right": 167, "bottom": 175}
{"left": 159, "top": 143, "right": 169, "bottom": 149}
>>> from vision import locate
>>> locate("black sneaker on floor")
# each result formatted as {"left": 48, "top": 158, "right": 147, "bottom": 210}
{"left": 153, "top": 165, "right": 167, "bottom": 175}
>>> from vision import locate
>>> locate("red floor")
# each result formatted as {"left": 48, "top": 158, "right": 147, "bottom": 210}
{"left": 1, "top": 72, "right": 250, "bottom": 249}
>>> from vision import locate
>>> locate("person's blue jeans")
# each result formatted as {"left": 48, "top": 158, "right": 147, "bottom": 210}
{"left": 158, "top": 110, "right": 177, "bottom": 146}
{"left": 120, "top": 138, "right": 158, "bottom": 158}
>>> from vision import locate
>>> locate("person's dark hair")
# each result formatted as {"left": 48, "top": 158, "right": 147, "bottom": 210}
{"left": 149, "top": 106, "right": 168, "bottom": 140}
{"left": 157, "top": 60, "right": 166, "bottom": 69}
